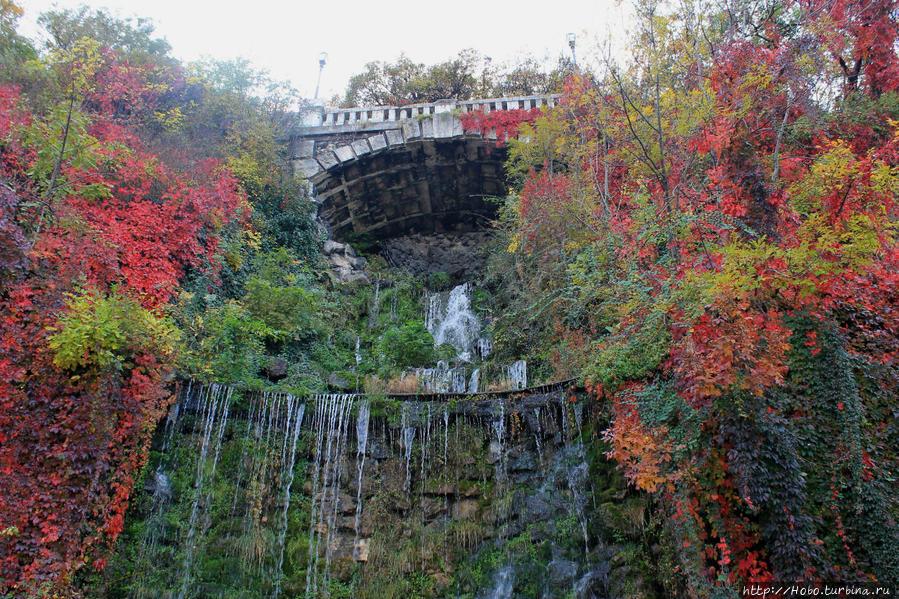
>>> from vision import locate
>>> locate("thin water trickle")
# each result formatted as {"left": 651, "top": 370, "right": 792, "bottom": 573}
{"left": 484, "top": 564, "right": 514, "bottom": 599}
{"left": 533, "top": 407, "right": 544, "bottom": 466}
{"left": 369, "top": 279, "right": 380, "bottom": 328}
{"left": 403, "top": 425, "right": 416, "bottom": 496}
{"left": 353, "top": 401, "right": 370, "bottom": 561}
{"left": 177, "top": 385, "right": 232, "bottom": 599}
{"left": 273, "top": 399, "right": 305, "bottom": 599}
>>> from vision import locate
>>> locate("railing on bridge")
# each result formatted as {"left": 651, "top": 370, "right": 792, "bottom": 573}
{"left": 311, "top": 94, "right": 561, "bottom": 128}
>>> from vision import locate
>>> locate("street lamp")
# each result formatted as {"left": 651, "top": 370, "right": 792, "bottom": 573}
{"left": 314, "top": 51, "right": 328, "bottom": 100}
{"left": 567, "top": 33, "right": 577, "bottom": 67}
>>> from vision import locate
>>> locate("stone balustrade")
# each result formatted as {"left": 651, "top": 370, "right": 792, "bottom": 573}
{"left": 305, "top": 94, "right": 560, "bottom": 130}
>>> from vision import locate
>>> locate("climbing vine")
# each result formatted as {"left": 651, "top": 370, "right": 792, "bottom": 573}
{"left": 483, "top": 0, "right": 899, "bottom": 590}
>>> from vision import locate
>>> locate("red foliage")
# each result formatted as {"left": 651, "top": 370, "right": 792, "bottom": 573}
{"left": 460, "top": 107, "right": 542, "bottom": 146}
{"left": 0, "top": 54, "right": 246, "bottom": 593}
{"left": 514, "top": 1, "right": 899, "bottom": 587}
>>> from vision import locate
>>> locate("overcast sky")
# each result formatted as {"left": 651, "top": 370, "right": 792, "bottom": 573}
{"left": 18, "top": 0, "right": 632, "bottom": 102}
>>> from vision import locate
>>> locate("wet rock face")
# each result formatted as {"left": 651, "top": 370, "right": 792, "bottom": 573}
{"left": 297, "top": 392, "right": 612, "bottom": 598}
{"left": 114, "top": 386, "right": 662, "bottom": 599}
{"left": 379, "top": 231, "right": 494, "bottom": 279}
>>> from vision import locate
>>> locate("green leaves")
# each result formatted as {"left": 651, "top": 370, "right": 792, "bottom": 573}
{"left": 377, "top": 320, "right": 437, "bottom": 370}
{"left": 47, "top": 286, "right": 180, "bottom": 372}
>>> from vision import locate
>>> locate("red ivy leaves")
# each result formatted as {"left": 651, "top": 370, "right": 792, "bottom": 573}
{"left": 0, "top": 52, "right": 245, "bottom": 592}
{"left": 460, "top": 107, "right": 542, "bottom": 146}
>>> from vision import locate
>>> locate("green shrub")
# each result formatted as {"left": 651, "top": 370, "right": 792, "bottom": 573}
{"left": 377, "top": 320, "right": 436, "bottom": 369}
{"left": 48, "top": 286, "right": 180, "bottom": 371}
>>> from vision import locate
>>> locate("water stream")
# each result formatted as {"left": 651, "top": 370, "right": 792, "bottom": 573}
{"left": 416, "top": 284, "right": 526, "bottom": 393}
{"left": 120, "top": 383, "right": 605, "bottom": 599}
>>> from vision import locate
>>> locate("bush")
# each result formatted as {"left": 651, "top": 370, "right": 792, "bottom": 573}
{"left": 377, "top": 320, "right": 436, "bottom": 369}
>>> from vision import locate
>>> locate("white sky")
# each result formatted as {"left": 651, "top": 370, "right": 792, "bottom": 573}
{"left": 17, "top": 0, "right": 633, "bottom": 103}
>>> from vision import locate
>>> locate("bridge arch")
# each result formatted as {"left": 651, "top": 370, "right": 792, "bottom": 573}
{"left": 287, "top": 95, "right": 559, "bottom": 275}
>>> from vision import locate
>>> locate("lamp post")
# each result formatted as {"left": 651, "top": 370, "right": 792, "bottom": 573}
{"left": 567, "top": 32, "right": 577, "bottom": 67}
{"left": 314, "top": 51, "right": 328, "bottom": 100}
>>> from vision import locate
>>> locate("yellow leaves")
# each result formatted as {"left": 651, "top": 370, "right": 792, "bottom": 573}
{"left": 507, "top": 232, "right": 521, "bottom": 254}
{"left": 868, "top": 161, "right": 899, "bottom": 197}
{"left": 48, "top": 287, "right": 181, "bottom": 372}
{"left": 789, "top": 140, "right": 857, "bottom": 213}
{"left": 48, "top": 36, "right": 104, "bottom": 94}
{"left": 0, "top": 0, "right": 23, "bottom": 25}
{"left": 153, "top": 107, "right": 185, "bottom": 132}
{"left": 243, "top": 228, "right": 262, "bottom": 251}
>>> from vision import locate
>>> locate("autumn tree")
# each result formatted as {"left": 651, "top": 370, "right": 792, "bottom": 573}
{"left": 479, "top": 0, "right": 899, "bottom": 590}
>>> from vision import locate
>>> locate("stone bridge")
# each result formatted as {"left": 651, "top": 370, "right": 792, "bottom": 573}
{"left": 288, "top": 95, "right": 559, "bottom": 269}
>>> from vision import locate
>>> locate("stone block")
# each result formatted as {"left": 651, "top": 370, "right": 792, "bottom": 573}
{"left": 385, "top": 129, "right": 404, "bottom": 146}
{"left": 433, "top": 112, "right": 456, "bottom": 138}
{"left": 316, "top": 150, "right": 340, "bottom": 170}
{"left": 420, "top": 117, "right": 434, "bottom": 138}
{"left": 351, "top": 139, "right": 371, "bottom": 156}
{"left": 368, "top": 133, "right": 387, "bottom": 151}
{"left": 293, "top": 158, "right": 323, "bottom": 178}
{"left": 334, "top": 145, "right": 355, "bottom": 163}
{"left": 402, "top": 120, "right": 422, "bottom": 140}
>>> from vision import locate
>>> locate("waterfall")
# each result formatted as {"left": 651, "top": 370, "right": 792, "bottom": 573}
{"left": 413, "top": 360, "right": 469, "bottom": 393}
{"left": 369, "top": 279, "right": 380, "bottom": 328}
{"left": 506, "top": 359, "right": 527, "bottom": 389}
{"left": 352, "top": 401, "right": 370, "bottom": 561}
{"left": 120, "top": 384, "right": 605, "bottom": 599}
{"left": 403, "top": 425, "right": 416, "bottom": 495}
{"left": 272, "top": 399, "right": 305, "bottom": 599}
{"left": 533, "top": 407, "right": 544, "bottom": 466}
{"left": 468, "top": 368, "right": 480, "bottom": 393}
{"left": 177, "top": 384, "right": 232, "bottom": 599}
{"left": 426, "top": 283, "right": 481, "bottom": 361}
{"left": 418, "top": 284, "right": 530, "bottom": 393}
{"left": 305, "top": 394, "right": 355, "bottom": 599}
{"left": 492, "top": 401, "right": 508, "bottom": 487}
{"left": 483, "top": 565, "right": 514, "bottom": 599}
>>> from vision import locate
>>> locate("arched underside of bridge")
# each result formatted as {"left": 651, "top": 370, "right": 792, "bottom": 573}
{"left": 306, "top": 134, "right": 508, "bottom": 241}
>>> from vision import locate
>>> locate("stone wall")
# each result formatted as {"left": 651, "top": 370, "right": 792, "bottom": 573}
{"left": 379, "top": 231, "right": 495, "bottom": 279}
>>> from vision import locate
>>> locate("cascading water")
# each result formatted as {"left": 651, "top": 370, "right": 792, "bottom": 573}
{"left": 506, "top": 359, "right": 527, "bottom": 389}
{"left": 427, "top": 283, "right": 481, "bottom": 361}
{"left": 305, "top": 394, "right": 354, "bottom": 599}
{"left": 413, "top": 360, "right": 469, "bottom": 393}
{"left": 114, "top": 383, "right": 611, "bottom": 599}
{"left": 352, "top": 401, "right": 370, "bottom": 561}
{"left": 272, "top": 399, "right": 305, "bottom": 599}
{"left": 418, "top": 284, "right": 527, "bottom": 393}
{"left": 483, "top": 564, "right": 515, "bottom": 599}
{"left": 369, "top": 279, "right": 380, "bottom": 328}
{"left": 177, "top": 384, "right": 232, "bottom": 599}
{"left": 468, "top": 368, "right": 480, "bottom": 393}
